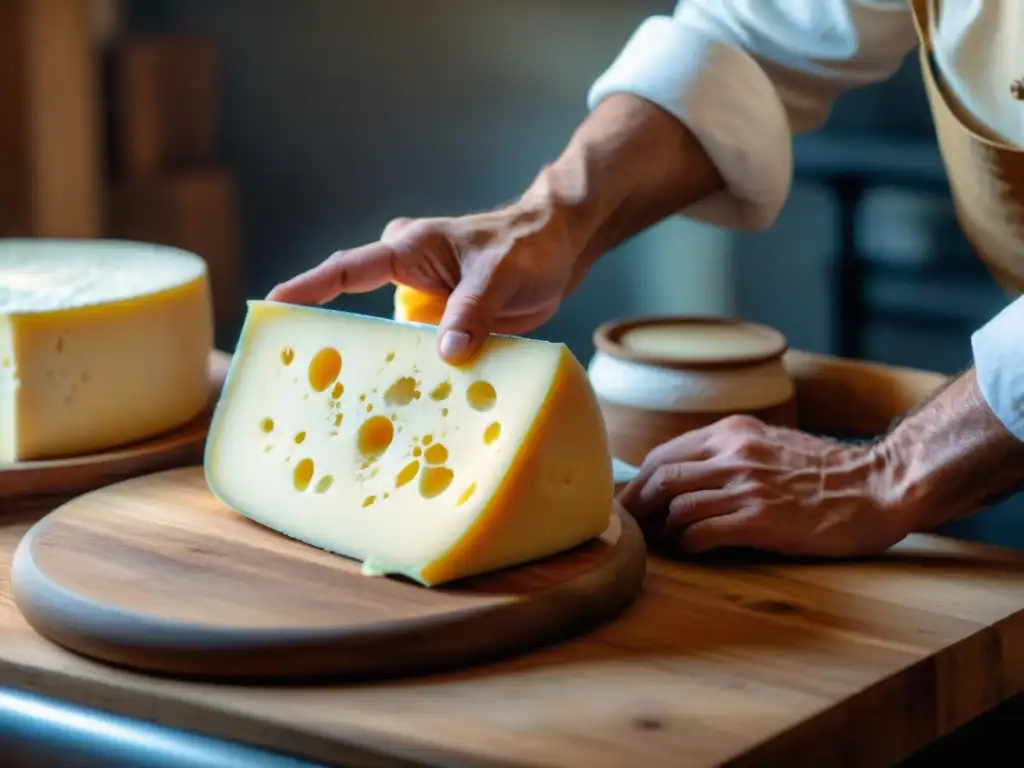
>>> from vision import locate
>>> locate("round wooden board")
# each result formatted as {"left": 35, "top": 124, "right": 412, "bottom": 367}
{"left": 10, "top": 466, "right": 647, "bottom": 682}
{"left": 0, "top": 351, "right": 230, "bottom": 507}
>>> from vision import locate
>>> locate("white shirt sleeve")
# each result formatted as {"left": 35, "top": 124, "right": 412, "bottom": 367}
{"left": 972, "top": 296, "right": 1024, "bottom": 440}
{"left": 587, "top": 0, "right": 919, "bottom": 231}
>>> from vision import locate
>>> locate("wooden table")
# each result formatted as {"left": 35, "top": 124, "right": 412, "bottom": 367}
{"left": 1, "top": 350, "right": 1016, "bottom": 767}
{"left": 4, "top": 502, "right": 1024, "bottom": 767}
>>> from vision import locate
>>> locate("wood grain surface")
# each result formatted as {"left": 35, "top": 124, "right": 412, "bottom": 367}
{"left": 0, "top": 349, "right": 1010, "bottom": 767}
{"left": 9, "top": 466, "right": 647, "bottom": 681}
{"left": 4, "top": 511, "right": 1024, "bottom": 766}
{"left": 784, "top": 349, "right": 948, "bottom": 438}
{"left": 0, "top": 350, "right": 230, "bottom": 507}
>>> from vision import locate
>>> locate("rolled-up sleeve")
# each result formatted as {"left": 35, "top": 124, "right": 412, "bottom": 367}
{"left": 587, "top": 0, "right": 919, "bottom": 231}
{"left": 972, "top": 297, "right": 1024, "bottom": 440}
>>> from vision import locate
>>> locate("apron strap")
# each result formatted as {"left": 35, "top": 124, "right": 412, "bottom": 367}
{"left": 908, "top": 0, "right": 935, "bottom": 51}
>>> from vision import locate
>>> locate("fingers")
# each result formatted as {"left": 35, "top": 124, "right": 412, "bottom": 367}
{"left": 267, "top": 242, "right": 397, "bottom": 305}
{"left": 618, "top": 461, "right": 726, "bottom": 520}
{"left": 435, "top": 260, "right": 516, "bottom": 364}
{"left": 679, "top": 509, "right": 766, "bottom": 555}
{"left": 665, "top": 489, "right": 733, "bottom": 529}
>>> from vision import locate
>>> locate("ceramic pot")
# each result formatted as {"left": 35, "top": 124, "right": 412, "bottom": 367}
{"left": 587, "top": 316, "right": 797, "bottom": 466}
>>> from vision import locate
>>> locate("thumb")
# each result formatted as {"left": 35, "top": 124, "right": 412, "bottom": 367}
{"left": 267, "top": 242, "right": 396, "bottom": 305}
{"left": 436, "top": 262, "right": 514, "bottom": 365}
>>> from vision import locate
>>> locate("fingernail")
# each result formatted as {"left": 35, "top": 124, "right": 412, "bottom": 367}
{"left": 439, "top": 330, "right": 472, "bottom": 361}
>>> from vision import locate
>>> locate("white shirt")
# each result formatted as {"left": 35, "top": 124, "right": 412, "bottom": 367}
{"left": 587, "top": 0, "right": 1024, "bottom": 440}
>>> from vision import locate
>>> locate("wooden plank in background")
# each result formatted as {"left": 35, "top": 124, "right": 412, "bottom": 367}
{"left": 108, "top": 167, "right": 242, "bottom": 327}
{"left": 0, "top": 0, "right": 102, "bottom": 238}
{"left": 112, "top": 36, "right": 218, "bottom": 178}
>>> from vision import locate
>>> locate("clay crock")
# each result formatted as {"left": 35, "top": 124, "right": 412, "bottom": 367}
{"left": 588, "top": 316, "right": 797, "bottom": 466}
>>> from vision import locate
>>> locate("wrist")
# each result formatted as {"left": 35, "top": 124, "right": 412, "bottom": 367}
{"left": 520, "top": 163, "right": 600, "bottom": 266}
{"left": 872, "top": 369, "right": 1024, "bottom": 534}
{"left": 866, "top": 436, "right": 925, "bottom": 539}
{"left": 818, "top": 441, "right": 918, "bottom": 545}
{"left": 525, "top": 94, "right": 725, "bottom": 275}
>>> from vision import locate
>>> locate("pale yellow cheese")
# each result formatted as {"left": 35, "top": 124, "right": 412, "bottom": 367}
{"left": 205, "top": 300, "right": 614, "bottom": 586}
{"left": 0, "top": 239, "right": 213, "bottom": 462}
{"left": 618, "top": 323, "right": 782, "bottom": 361}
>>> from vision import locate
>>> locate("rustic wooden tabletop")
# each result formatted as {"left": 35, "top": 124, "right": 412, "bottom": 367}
{"left": 4, "top": 502, "right": 1024, "bottom": 767}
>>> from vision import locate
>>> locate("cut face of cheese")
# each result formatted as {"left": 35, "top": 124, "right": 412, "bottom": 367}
{"left": 205, "top": 300, "right": 614, "bottom": 586}
{"left": 0, "top": 239, "right": 213, "bottom": 462}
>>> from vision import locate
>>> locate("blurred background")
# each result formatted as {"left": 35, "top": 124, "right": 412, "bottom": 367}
{"left": 2, "top": 0, "right": 1019, "bottom": 543}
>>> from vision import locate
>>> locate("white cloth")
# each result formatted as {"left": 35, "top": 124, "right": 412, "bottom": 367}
{"left": 587, "top": 0, "right": 1024, "bottom": 439}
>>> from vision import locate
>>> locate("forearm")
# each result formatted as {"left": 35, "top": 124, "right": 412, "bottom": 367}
{"left": 876, "top": 368, "right": 1024, "bottom": 533}
{"left": 525, "top": 94, "right": 725, "bottom": 271}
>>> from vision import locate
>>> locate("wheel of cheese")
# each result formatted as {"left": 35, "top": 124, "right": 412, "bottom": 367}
{"left": 0, "top": 239, "right": 213, "bottom": 462}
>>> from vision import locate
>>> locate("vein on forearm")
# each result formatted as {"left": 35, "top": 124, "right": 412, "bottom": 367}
{"left": 878, "top": 367, "right": 1024, "bottom": 530}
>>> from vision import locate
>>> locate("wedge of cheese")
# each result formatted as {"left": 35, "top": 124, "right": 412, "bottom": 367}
{"left": 205, "top": 300, "right": 614, "bottom": 586}
{"left": 393, "top": 284, "right": 445, "bottom": 326}
{"left": 0, "top": 239, "right": 213, "bottom": 463}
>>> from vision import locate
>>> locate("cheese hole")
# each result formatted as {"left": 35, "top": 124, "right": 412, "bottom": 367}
{"left": 412, "top": 446, "right": 422, "bottom": 457}
{"left": 466, "top": 380, "right": 497, "bottom": 411}
{"left": 362, "top": 495, "right": 376, "bottom": 508}
{"left": 281, "top": 347, "right": 295, "bottom": 366}
{"left": 441, "top": 408, "right": 449, "bottom": 417}
{"left": 308, "top": 347, "right": 342, "bottom": 392}
{"left": 331, "top": 381, "right": 344, "bottom": 399}
{"left": 385, "top": 351, "right": 396, "bottom": 362}
{"left": 293, "top": 458, "right": 315, "bottom": 492}
{"left": 333, "top": 413, "right": 343, "bottom": 427}
{"left": 315, "top": 475, "right": 334, "bottom": 494}
{"left": 430, "top": 381, "right": 452, "bottom": 401}
{"left": 359, "top": 393, "right": 366, "bottom": 401}
{"left": 366, "top": 403, "right": 374, "bottom": 412}
{"left": 358, "top": 414, "right": 394, "bottom": 459}
{"left": 419, "top": 466, "right": 454, "bottom": 499}
{"left": 457, "top": 483, "right": 477, "bottom": 506}
{"left": 260, "top": 417, "right": 275, "bottom": 433}
{"left": 396, "top": 460, "right": 420, "bottom": 487}
{"left": 294, "top": 431, "right": 306, "bottom": 444}
{"left": 422, "top": 434, "right": 433, "bottom": 446}
{"left": 483, "top": 422, "right": 501, "bottom": 445}
{"left": 424, "top": 443, "right": 448, "bottom": 465}
{"left": 383, "top": 376, "right": 419, "bottom": 406}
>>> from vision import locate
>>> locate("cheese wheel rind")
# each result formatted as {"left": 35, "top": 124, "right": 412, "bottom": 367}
{"left": 0, "top": 239, "right": 213, "bottom": 462}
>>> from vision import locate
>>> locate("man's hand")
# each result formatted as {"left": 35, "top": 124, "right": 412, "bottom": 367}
{"left": 267, "top": 94, "right": 724, "bottom": 364}
{"left": 619, "top": 369, "right": 1024, "bottom": 560}
{"left": 618, "top": 415, "right": 909, "bottom": 557}
{"left": 267, "top": 202, "right": 581, "bottom": 365}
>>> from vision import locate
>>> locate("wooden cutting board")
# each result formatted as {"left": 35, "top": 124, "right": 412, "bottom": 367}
{"left": 10, "top": 466, "right": 647, "bottom": 681}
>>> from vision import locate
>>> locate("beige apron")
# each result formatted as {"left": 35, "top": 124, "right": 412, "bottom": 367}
{"left": 909, "top": 0, "right": 1024, "bottom": 294}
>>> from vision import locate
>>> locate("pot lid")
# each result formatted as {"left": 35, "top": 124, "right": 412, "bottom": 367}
{"left": 593, "top": 315, "right": 789, "bottom": 370}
